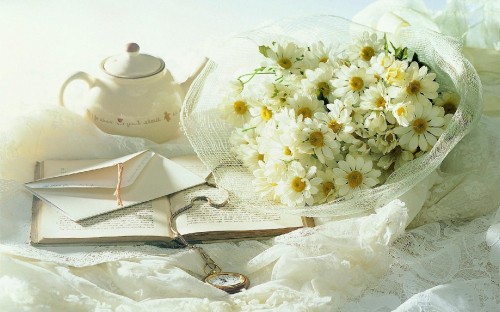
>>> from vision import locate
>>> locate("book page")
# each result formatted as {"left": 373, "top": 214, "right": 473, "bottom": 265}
{"left": 169, "top": 184, "right": 304, "bottom": 236}
{"left": 36, "top": 198, "right": 172, "bottom": 241}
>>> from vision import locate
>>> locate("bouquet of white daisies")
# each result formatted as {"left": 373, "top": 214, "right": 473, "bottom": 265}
{"left": 182, "top": 16, "right": 481, "bottom": 215}
{"left": 218, "top": 32, "right": 459, "bottom": 207}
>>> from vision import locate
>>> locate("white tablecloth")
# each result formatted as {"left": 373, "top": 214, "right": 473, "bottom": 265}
{"left": 3, "top": 1, "right": 500, "bottom": 311}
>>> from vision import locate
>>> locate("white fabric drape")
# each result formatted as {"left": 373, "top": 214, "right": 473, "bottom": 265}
{"left": 1, "top": 0, "right": 499, "bottom": 311}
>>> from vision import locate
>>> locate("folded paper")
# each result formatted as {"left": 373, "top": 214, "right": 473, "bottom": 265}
{"left": 26, "top": 150, "right": 206, "bottom": 221}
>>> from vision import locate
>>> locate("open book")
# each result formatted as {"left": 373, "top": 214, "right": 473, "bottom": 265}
{"left": 30, "top": 154, "right": 314, "bottom": 246}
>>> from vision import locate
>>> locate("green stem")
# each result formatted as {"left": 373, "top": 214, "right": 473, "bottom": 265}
{"left": 237, "top": 67, "right": 276, "bottom": 85}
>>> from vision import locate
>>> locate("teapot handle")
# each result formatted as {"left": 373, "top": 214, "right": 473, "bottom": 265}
{"left": 59, "top": 71, "right": 96, "bottom": 107}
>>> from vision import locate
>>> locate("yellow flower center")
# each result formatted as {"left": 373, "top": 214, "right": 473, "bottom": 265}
{"left": 406, "top": 80, "right": 421, "bottom": 95}
{"left": 386, "top": 133, "right": 395, "bottom": 143}
{"left": 278, "top": 57, "right": 292, "bottom": 69}
{"left": 396, "top": 107, "right": 406, "bottom": 116}
{"left": 283, "top": 146, "right": 292, "bottom": 156}
{"left": 257, "top": 153, "right": 264, "bottom": 161}
{"left": 317, "top": 82, "right": 330, "bottom": 95}
{"left": 393, "top": 146, "right": 402, "bottom": 157}
{"left": 375, "top": 96, "right": 386, "bottom": 108}
{"left": 442, "top": 102, "right": 457, "bottom": 115}
{"left": 319, "top": 56, "right": 329, "bottom": 63}
{"left": 233, "top": 100, "right": 248, "bottom": 115}
{"left": 297, "top": 107, "right": 313, "bottom": 119}
{"left": 309, "top": 131, "right": 325, "bottom": 147}
{"left": 328, "top": 120, "right": 342, "bottom": 133}
{"left": 322, "top": 181, "right": 335, "bottom": 196}
{"left": 349, "top": 76, "right": 364, "bottom": 91}
{"left": 261, "top": 107, "right": 272, "bottom": 121}
{"left": 412, "top": 118, "right": 428, "bottom": 134}
{"left": 360, "top": 46, "right": 375, "bottom": 61}
{"left": 347, "top": 170, "right": 363, "bottom": 188}
{"left": 291, "top": 177, "right": 306, "bottom": 192}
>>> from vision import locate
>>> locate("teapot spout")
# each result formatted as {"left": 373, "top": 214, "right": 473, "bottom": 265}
{"left": 180, "top": 57, "right": 209, "bottom": 97}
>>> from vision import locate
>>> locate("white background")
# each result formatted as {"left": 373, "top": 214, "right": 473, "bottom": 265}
{"left": 0, "top": 0, "right": 445, "bottom": 117}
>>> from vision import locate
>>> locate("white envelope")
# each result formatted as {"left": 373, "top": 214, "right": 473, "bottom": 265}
{"left": 26, "top": 150, "right": 206, "bottom": 221}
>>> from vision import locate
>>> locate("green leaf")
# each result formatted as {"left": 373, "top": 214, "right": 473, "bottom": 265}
{"left": 384, "top": 34, "right": 389, "bottom": 55}
{"left": 259, "top": 45, "right": 270, "bottom": 57}
{"left": 242, "top": 126, "right": 256, "bottom": 133}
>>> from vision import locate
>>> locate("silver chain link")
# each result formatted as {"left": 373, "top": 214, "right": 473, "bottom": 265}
{"left": 169, "top": 183, "right": 228, "bottom": 275}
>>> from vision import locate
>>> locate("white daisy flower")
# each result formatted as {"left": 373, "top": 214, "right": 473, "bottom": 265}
{"left": 393, "top": 101, "right": 446, "bottom": 152}
{"left": 265, "top": 42, "right": 305, "bottom": 75}
{"left": 218, "top": 94, "right": 253, "bottom": 127}
{"left": 300, "top": 118, "right": 341, "bottom": 164}
{"left": 332, "top": 154, "right": 381, "bottom": 196}
{"left": 258, "top": 124, "right": 302, "bottom": 163}
{"left": 248, "top": 99, "right": 276, "bottom": 129}
{"left": 302, "top": 62, "right": 335, "bottom": 102}
{"left": 360, "top": 82, "right": 390, "bottom": 111}
{"left": 286, "top": 92, "right": 326, "bottom": 120}
{"left": 315, "top": 99, "right": 356, "bottom": 143}
{"left": 346, "top": 31, "right": 385, "bottom": 65}
{"left": 434, "top": 92, "right": 460, "bottom": 115}
{"left": 347, "top": 139, "right": 372, "bottom": 155}
{"left": 303, "top": 41, "right": 338, "bottom": 68}
{"left": 313, "top": 167, "right": 338, "bottom": 203}
{"left": 271, "top": 107, "right": 305, "bottom": 134}
{"left": 229, "top": 129, "right": 264, "bottom": 171}
{"left": 389, "top": 101, "right": 415, "bottom": 127}
{"left": 238, "top": 139, "right": 266, "bottom": 172}
{"left": 331, "top": 65, "right": 376, "bottom": 101}
{"left": 276, "top": 161, "right": 322, "bottom": 207}
{"left": 370, "top": 131, "right": 398, "bottom": 155}
{"left": 385, "top": 60, "right": 408, "bottom": 86}
{"left": 388, "top": 61, "right": 439, "bottom": 107}
{"left": 265, "top": 76, "right": 301, "bottom": 107}
{"left": 252, "top": 159, "right": 286, "bottom": 201}
{"left": 229, "top": 126, "right": 256, "bottom": 148}
{"left": 363, "top": 111, "right": 388, "bottom": 135}
{"left": 370, "top": 52, "right": 396, "bottom": 79}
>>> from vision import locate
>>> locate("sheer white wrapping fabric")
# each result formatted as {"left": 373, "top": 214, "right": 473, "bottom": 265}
{"left": 181, "top": 16, "right": 482, "bottom": 217}
{"left": 1, "top": 12, "right": 500, "bottom": 312}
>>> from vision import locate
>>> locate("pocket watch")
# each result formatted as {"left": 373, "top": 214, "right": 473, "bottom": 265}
{"left": 204, "top": 272, "right": 250, "bottom": 294}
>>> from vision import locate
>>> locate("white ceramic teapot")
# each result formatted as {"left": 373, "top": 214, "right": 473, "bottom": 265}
{"left": 59, "top": 43, "right": 206, "bottom": 143}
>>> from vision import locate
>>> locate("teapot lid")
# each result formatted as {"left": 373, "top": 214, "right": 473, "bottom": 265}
{"left": 102, "top": 43, "right": 165, "bottom": 79}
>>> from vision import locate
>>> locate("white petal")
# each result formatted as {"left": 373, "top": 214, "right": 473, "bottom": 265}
{"left": 399, "top": 131, "right": 414, "bottom": 145}
{"left": 428, "top": 117, "right": 444, "bottom": 127}
{"left": 355, "top": 156, "right": 364, "bottom": 170}
{"left": 364, "top": 177, "right": 378, "bottom": 187}
{"left": 338, "top": 161, "right": 351, "bottom": 173}
{"left": 333, "top": 167, "right": 347, "bottom": 177}
{"left": 339, "top": 185, "right": 350, "bottom": 196}
{"left": 428, "top": 127, "right": 444, "bottom": 137}
{"left": 409, "top": 134, "right": 419, "bottom": 151}
{"left": 419, "top": 134, "right": 428, "bottom": 151}
{"left": 361, "top": 160, "right": 373, "bottom": 173}
{"left": 393, "top": 126, "right": 410, "bottom": 136}
{"left": 424, "top": 132, "right": 437, "bottom": 146}
{"left": 323, "top": 147, "right": 334, "bottom": 159}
